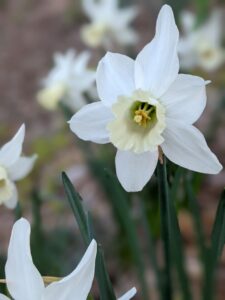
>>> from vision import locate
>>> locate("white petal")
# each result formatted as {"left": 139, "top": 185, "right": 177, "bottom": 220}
{"left": 96, "top": 52, "right": 135, "bottom": 107}
{"left": 0, "top": 294, "right": 10, "bottom": 300}
{"left": 115, "top": 150, "right": 158, "bottom": 192}
{"left": 5, "top": 218, "right": 44, "bottom": 300}
{"left": 8, "top": 155, "right": 37, "bottom": 181}
{"left": 69, "top": 102, "right": 113, "bottom": 144}
{"left": 44, "top": 240, "right": 97, "bottom": 300}
{"left": 118, "top": 287, "right": 137, "bottom": 300}
{"left": 135, "top": 5, "right": 179, "bottom": 97}
{"left": 0, "top": 124, "right": 25, "bottom": 168}
{"left": 161, "top": 120, "right": 222, "bottom": 174}
{"left": 161, "top": 74, "right": 207, "bottom": 124}
{"left": 4, "top": 184, "right": 18, "bottom": 209}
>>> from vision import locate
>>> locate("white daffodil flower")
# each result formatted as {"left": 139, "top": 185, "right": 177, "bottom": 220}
{"left": 69, "top": 5, "right": 223, "bottom": 192}
{"left": 0, "top": 218, "right": 136, "bottom": 300}
{"left": 179, "top": 10, "right": 225, "bottom": 71}
{"left": 0, "top": 125, "right": 37, "bottom": 208}
{"left": 0, "top": 218, "right": 97, "bottom": 300}
{"left": 81, "top": 0, "right": 138, "bottom": 49}
{"left": 37, "top": 49, "right": 95, "bottom": 111}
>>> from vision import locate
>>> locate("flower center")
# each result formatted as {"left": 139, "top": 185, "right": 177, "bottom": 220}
{"left": 107, "top": 90, "right": 166, "bottom": 154}
{"left": 132, "top": 101, "right": 156, "bottom": 128}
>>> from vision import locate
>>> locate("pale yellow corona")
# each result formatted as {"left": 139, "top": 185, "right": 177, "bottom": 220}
{"left": 108, "top": 90, "right": 166, "bottom": 154}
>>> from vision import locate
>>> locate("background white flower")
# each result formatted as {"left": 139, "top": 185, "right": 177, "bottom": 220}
{"left": 179, "top": 10, "right": 225, "bottom": 71}
{"left": 70, "top": 5, "right": 222, "bottom": 192}
{"left": 0, "top": 218, "right": 97, "bottom": 300}
{"left": 0, "top": 124, "right": 37, "bottom": 209}
{"left": 37, "top": 49, "right": 95, "bottom": 111}
{"left": 81, "top": 0, "right": 138, "bottom": 49}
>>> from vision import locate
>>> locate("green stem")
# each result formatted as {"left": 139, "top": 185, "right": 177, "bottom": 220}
{"left": 157, "top": 159, "right": 172, "bottom": 300}
{"left": 140, "top": 199, "right": 163, "bottom": 300}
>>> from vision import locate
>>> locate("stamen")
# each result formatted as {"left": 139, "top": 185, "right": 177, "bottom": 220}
{"left": 0, "top": 276, "right": 61, "bottom": 285}
{"left": 132, "top": 101, "right": 156, "bottom": 127}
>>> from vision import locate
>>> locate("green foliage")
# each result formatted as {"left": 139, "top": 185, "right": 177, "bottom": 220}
{"left": 89, "top": 160, "right": 149, "bottom": 300}
{"left": 62, "top": 172, "right": 117, "bottom": 300}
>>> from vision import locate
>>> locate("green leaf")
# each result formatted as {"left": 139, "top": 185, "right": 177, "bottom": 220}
{"left": 62, "top": 172, "right": 116, "bottom": 300}
{"left": 157, "top": 160, "right": 173, "bottom": 300}
{"left": 98, "top": 167, "right": 149, "bottom": 300}
{"left": 62, "top": 172, "right": 89, "bottom": 245}
{"left": 211, "top": 189, "right": 225, "bottom": 262}
{"left": 169, "top": 169, "right": 192, "bottom": 300}
{"left": 201, "top": 189, "right": 225, "bottom": 300}
{"left": 140, "top": 199, "right": 163, "bottom": 300}
{"left": 95, "top": 246, "right": 117, "bottom": 300}
{"left": 169, "top": 193, "right": 192, "bottom": 300}
{"left": 185, "top": 177, "right": 207, "bottom": 262}
{"left": 185, "top": 175, "right": 211, "bottom": 300}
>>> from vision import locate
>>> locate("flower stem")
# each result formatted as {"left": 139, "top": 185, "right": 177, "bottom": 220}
{"left": 157, "top": 158, "right": 172, "bottom": 300}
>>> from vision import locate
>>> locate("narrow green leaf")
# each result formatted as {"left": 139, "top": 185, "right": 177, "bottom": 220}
{"left": 185, "top": 176, "right": 211, "bottom": 300}
{"left": 90, "top": 162, "right": 149, "bottom": 300}
{"left": 62, "top": 172, "right": 89, "bottom": 245}
{"left": 185, "top": 177, "right": 207, "bottom": 262}
{"left": 170, "top": 167, "right": 184, "bottom": 202}
{"left": 211, "top": 189, "right": 225, "bottom": 261}
{"left": 169, "top": 170, "right": 192, "bottom": 300}
{"left": 62, "top": 172, "right": 116, "bottom": 300}
{"left": 157, "top": 160, "right": 172, "bottom": 300}
{"left": 140, "top": 199, "right": 163, "bottom": 300}
{"left": 169, "top": 196, "right": 192, "bottom": 300}
{"left": 201, "top": 190, "right": 225, "bottom": 300}
{"left": 95, "top": 246, "right": 117, "bottom": 300}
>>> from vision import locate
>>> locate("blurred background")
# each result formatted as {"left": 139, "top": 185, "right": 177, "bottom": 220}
{"left": 0, "top": 0, "right": 225, "bottom": 299}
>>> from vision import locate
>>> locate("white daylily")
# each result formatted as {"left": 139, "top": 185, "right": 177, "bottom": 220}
{"left": 0, "top": 218, "right": 97, "bottom": 300}
{"left": 81, "top": 0, "right": 138, "bottom": 49}
{"left": 0, "top": 218, "right": 136, "bottom": 300}
{"left": 69, "top": 5, "right": 223, "bottom": 192}
{"left": 179, "top": 10, "right": 225, "bottom": 71}
{"left": 0, "top": 124, "right": 37, "bottom": 208}
{"left": 37, "top": 49, "right": 95, "bottom": 111}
